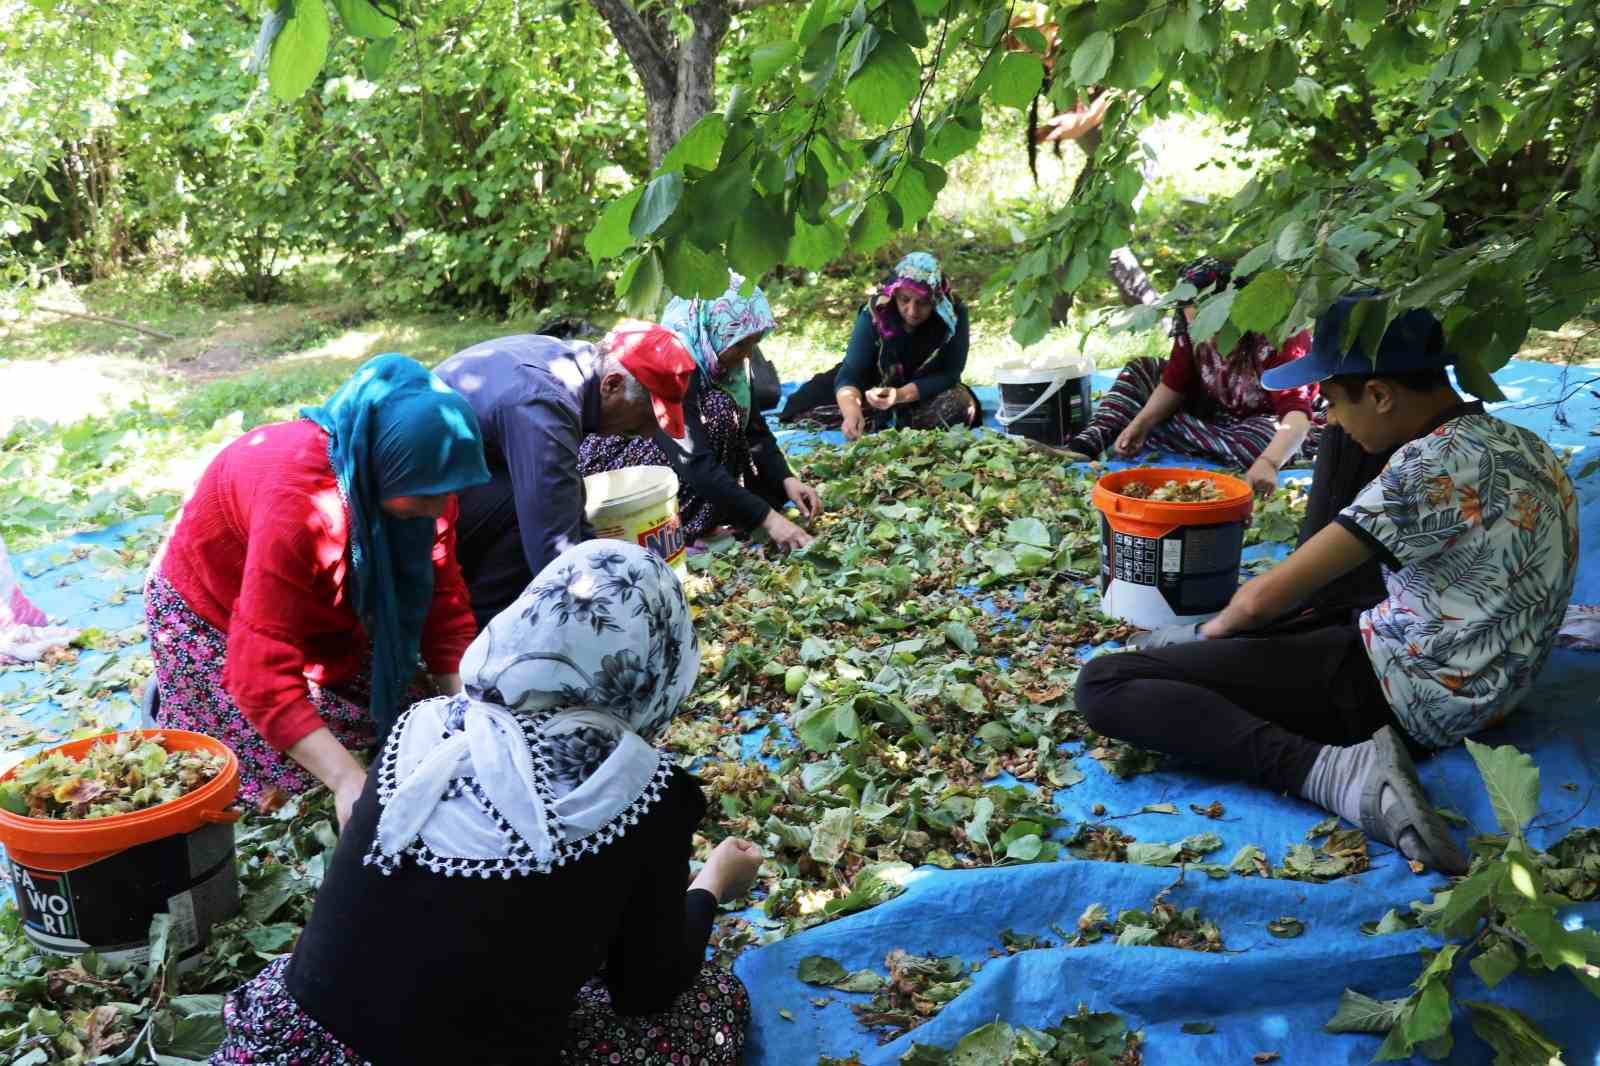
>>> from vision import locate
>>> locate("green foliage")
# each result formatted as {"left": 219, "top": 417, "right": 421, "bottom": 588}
{"left": 898, "top": 1004, "right": 1142, "bottom": 1065}
{"left": 1326, "top": 741, "right": 1598, "bottom": 1062}
{"left": 2, "top": 0, "right": 642, "bottom": 310}
{"left": 486, "top": 0, "right": 1600, "bottom": 395}
{"left": 0, "top": 790, "right": 339, "bottom": 1065}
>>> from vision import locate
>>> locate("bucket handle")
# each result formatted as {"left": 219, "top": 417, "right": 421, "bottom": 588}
{"left": 996, "top": 370, "right": 1073, "bottom": 428}
{"left": 201, "top": 809, "right": 243, "bottom": 824}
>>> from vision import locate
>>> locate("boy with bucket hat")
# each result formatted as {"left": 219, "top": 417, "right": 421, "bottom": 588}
{"left": 1076, "top": 293, "right": 1579, "bottom": 874}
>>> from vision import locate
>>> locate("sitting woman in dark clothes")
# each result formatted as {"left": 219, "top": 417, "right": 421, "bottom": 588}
{"left": 780, "top": 251, "right": 981, "bottom": 440}
{"left": 581, "top": 276, "right": 823, "bottom": 551}
{"left": 209, "top": 541, "right": 762, "bottom": 1066}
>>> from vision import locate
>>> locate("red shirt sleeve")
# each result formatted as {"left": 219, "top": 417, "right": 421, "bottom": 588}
{"left": 1160, "top": 334, "right": 1200, "bottom": 396}
{"left": 1263, "top": 330, "right": 1317, "bottom": 418}
{"left": 222, "top": 494, "right": 341, "bottom": 752}
{"left": 420, "top": 495, "right": 477, "bottom": 675}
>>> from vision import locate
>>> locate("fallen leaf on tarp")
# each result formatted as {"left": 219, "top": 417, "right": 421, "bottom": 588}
{"left": 1228, "top": 843, "right": 1267, "bottom": 876}
{"left": 778, "top": 1007, "right": 794, "bottom": 1021}
{"left": 1191, "top": 800, "right": 1225, "bottom": 819}
{"left": 797, "top": 955, "right": 848, "bottom": 986}
{"left": 1108, "top": 896, "right": 1224, "bottom": 951}
{"left": 1276, "top": 828, "right": 1370, "bottom": 882}
{"left": 1267, "top": 916, "right": 1305, "bottom": 939}
{"left": 907, "top": 1005, "right": 1143, "bottom": 1064}
{"left": 1305, "top": 815, "right": 1341, "bottom": 839}
{"left": 850, "top": 950, "right": 973, "bottom": 1043}
{"left": 1254, "top": 1053, "right": 1281, "bottom": 1064}
{"left": 1324, "top": 989, "right": 1409, "bottom": 1034}
{"left": 996, "top": 929, "right": 1054, "bottom": 954}
{"left": 1361, "top": 908, "right": 1419, "bottom": 936}
{"left": 1408, "top": 858, "right": 1426, "bottom": 874}
{"left": 1181, "top": 1021, "right": 1216, "bottom": 1034}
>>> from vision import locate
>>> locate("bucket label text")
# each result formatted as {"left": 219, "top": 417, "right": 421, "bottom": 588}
{"left": 638, "top": 516, "right": 685, "bottom": 563}
{"left": 14, "top": 864, "right": 76, "bottom": 939}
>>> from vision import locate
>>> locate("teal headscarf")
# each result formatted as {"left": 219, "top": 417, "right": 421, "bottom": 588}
{"left": 661, "top": 274, "right": 776, "bottom": 428}
{"left": 301, "top": 354, "right": 491, "bottom": 742}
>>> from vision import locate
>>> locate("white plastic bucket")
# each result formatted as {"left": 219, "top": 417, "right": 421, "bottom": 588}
{"left": 582, "top": 465, "right": 687, "bottom": 576}
{"left": 994, "top": 356, "right": 1095, "bottom": 446}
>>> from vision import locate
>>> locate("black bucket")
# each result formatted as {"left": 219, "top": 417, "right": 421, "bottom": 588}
{"left": 9, "top": 820, "right": 240, "bottom": 968}
{"left": 996, "top": 362, "right": 1094, "bottom": 446}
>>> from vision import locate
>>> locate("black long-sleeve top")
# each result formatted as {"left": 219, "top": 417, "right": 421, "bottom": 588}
{"left": 284, "top": 764, "right": 717, "bottom": 1065}
{"left": 656, "top": 372, "right": 794, "bottom": 532}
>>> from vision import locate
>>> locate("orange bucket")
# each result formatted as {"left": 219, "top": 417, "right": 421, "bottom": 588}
{"left": 0, "top": 730, "right": 243, "bottom": 964}
{"left": 0, "top": 729, "right": 240, "bottom": 871}
{"left": 1091, "top": 468, "right": 1254, "bottom": 628}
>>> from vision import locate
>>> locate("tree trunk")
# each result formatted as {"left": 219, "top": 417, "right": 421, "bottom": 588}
{"left": 589, "top": 0, "right": 732, "bottom": 169}
{"left": 1050, "top": 127, "right": 1160, "bottom": 322}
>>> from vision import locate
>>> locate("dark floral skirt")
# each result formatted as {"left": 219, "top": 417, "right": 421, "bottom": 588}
{"left": 144, "top": 571, "right": 375, "bottom": 804}
{"left": 208, "top": 957, "right": 750, "bottom": 1065}
{"left": 209, "top": 958, "right": 369, "bottom": 1066}
{"left": 579, "top": 386, "right": 754, "bottom": 541}
{"left": 562, "top": 967, "right": 749, "bottom": 1065}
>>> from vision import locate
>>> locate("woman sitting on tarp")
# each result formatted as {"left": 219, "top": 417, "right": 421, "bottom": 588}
{"left": 208, "top": 542, "right": 762, "bottom": 1066}
{"left": 580, "top": 276, "right": 823, "bottom": 551}
{"left": 1059, "top": 257, "right": 1321, "bottom": 493}
{"left": 146, "top": 355, "right": 490, "bottom": 824}
{"left": 780, "top": 251, "right": 981, "bottom": 440}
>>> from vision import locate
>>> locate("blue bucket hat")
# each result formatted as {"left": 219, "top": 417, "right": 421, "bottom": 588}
{"left": 1262, "top": 293, "right": 1454, "bottom": 391}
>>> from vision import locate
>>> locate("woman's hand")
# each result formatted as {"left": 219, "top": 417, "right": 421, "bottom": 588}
{"left": 864, "top": 387, "right": 897, "bottom": 411}
{"left": 841, "top": 408, "right": 866, "bottom": 441}
{"left": 287, "top": 727, "right": 368, "bottom": 831}
{"left": 1245, "top": 457, "right": 1280, "bottom": 496}
{"left": 762, "top": 509, "right": 814, "bottom": 550}
{"left": 692, "top": 837, "right": 765, "bottom": 904}
{"left": 783, "top": 478, "right": 822, "bottom": 519}
{"left": 334, "top": 772, "right": 366, "bottom": 831}
{"left": 1113, "top": 422, "right": 1149, "bottom": 457}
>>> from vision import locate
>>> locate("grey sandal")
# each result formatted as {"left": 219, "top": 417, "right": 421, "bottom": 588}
{"left": 1361, "top": 726, "right": 1468, "bottom": 876}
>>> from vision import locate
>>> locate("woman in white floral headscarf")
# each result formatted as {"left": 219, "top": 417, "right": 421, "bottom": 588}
{"left": 208, "top": 541, "right": 762, "bottom": 1066}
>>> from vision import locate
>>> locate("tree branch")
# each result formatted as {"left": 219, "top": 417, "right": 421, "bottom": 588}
{"left": 34, "top": 305, "right": 176, "bottom": 341}
{"left": 587, "top": 0, "right": 676, "bottom": 100}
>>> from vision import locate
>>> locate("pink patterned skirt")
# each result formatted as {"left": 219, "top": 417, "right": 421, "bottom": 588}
{"left": 143, "top": 572, "right": 375, "bottom": 803}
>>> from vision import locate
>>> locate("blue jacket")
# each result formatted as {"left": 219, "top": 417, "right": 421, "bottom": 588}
{"left": 435, "top": 335, "right": 600, "bottom": 600}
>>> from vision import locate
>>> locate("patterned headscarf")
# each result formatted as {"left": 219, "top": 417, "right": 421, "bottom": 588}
{"left": 661, "top": 274, "right": 776, "bottom": 428}
{"left": 299, "top": 355, "right": 490, "bottom": 744}
{"left": 870, "top": 252, "right": 959, "bottom": 342}
{"left": 367, "top": 541, "right": 699, "bottom": 879}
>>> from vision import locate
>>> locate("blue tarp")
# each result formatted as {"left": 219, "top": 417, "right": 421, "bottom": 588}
{"left": 3, "top": 358, "right": 1597, "bottom": 1063}
{"left": 755, "top": 358, "right": 1600, "bottom": 1064}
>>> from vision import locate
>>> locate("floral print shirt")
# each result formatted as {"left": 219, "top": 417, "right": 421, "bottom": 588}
{"left": 1336, "top": 406, "right": 1579, "bottom": 748}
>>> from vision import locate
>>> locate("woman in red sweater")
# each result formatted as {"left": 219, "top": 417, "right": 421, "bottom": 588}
{"left": 1060, "top": 257, "right": 1322, "bottom": 492}
{"left": 145, "top": 355, "right": 490, "bottom": 825}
